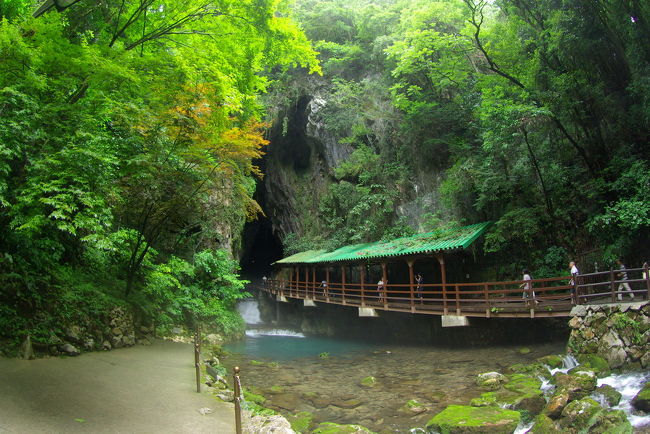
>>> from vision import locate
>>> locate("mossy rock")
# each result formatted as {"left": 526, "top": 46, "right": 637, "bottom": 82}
{"left": 519, "top": 347, "right": 531, "bottom": 355}
{"left": 470, "top": 392, "right": 497, "bottom": 407}
{"left": 360, "top": 376, "right": 377, "bottom": 388}
{"left": 312, "top": 422, "right": 376, "bottom": 433}
{"left": 542, "top": 388, "right": 569, "bottom": 419}
{"left": 507, "top": 363, "right": 551, "bottom": 380}
{"left": 552, "top": 371, "right": 596, "bottom": 400}
{"left": 501, "top": 374, "right": 545, "bottom": 414}
{"left": 536, "top": 355, "right": 564, "bottom": 369}
{"left": 476, "top": 372, "right": 508, "bottom": 390}
{"left": 559, "top": 397, "right": 603, "bottom": 432}
{"left": 590, "top": 409, "right": 632, "bottom": 434}
{"left": 243, "top": 390, "right": 266, "bottom": 405}
{"left": 574, "top": 354, "right": 611, "bottom": 377}
{"left": 594, "top": 384, "right": 622, "bottom": 407}
{"left": 288, "top": 411, "right": 314, "bottom": 433}
{"left": 529, "top": 414, "right": 562, "bottom": 433}
{"left": 428, "top": 390, "right": 447, "bottom": 402}
{"left": 250, "top": 360, "right": 265, "bottom": 366}
{"left": 632, "top": 380, "right": 650, "bottom": 412}
{"left": 425, "top": 405, "right": 521, "bottom": 434}
{"left": 400, "top": 399, "right": 427, "bottom": 415}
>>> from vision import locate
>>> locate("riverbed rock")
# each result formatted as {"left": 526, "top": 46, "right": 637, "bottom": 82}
{"left": 593, "top": 384, "right": 622, "bottom": 407}
{"left": 632, "top": 381, "right": 650, "bottom": 412}
{"left": 287, "top": 411, "right": 314, "bottom": 433}
{"left": 553, "top": 371, "right": 596, "bottom": 400}
{"left": 529, "top": 414, "right": 562, "bottom": 433}
{"left": 537, "top": 355, "right": 564, "bottom": 369}
{"left": 311, "top": 422, "right": 375, "bottom": 434}
{"left": 425, "top": 405, "right": 521, "bottom": 434}
{"left": 476, "top": 372, "right": 508, "bottom": 390}
{"left": 559, "top": 397, "right": 603, "bottom": 432}
{"left": 502, "top": 374, "right": 545, "bottom": 414}
{"left": 399, "top": 399, "right": 427, "bottom": 415}
{"left": 574, "top": 354, "right": 610, "bottom": 377}
{"left": 245, "top": 414, "right": 296, "bottom": 434}
{"left": 269, "top": 393, "right": 299, "bottom": 411}
{"left": 543, "top": 389, "right": 569, "bottom": 419}
{"left": 331, "top": 398, "right": 363, "bottom": 409}
{"left": 360, "top": 376, "right": 376, "bottom": 388}
{"left": 61, "top": 343, "right": 80, "bottom": 356}
{"left": 590, "top": 409, "right": 632, "bottom": 433}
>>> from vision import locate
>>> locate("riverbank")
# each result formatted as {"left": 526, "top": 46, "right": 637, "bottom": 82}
{"left": 0, "top": 340, "right": 234, "bottom": 433}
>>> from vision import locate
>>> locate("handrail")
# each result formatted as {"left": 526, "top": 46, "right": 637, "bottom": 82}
{"left": 261, "top": 266, "right": 649, "bottom": 318}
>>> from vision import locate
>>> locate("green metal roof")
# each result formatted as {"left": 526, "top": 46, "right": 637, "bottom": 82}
{"left": 275, "top": 221, "right": 491, "bottom": 265}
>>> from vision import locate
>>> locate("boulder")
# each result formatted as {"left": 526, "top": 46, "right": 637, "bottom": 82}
{"left": 632, "top": 381, "right": 650, "bottom": 412}
{"left": 536, "top": 355, "right": 564, "bottom": 369}
{"left": 559, "top": 397, "right": 603, "bottom": 432}
{"left": 502, "top": 374, "right": 545, "bottom": 414}
{"left": 425, "top": 405, "right": 521, "bottom": 434}
{"left": 476, "top": 372, "right": 508, "bottom": 390}
{"left": 594, "top": 384, "right": 622, "bottom": 407}
{"left": 245, "top": 414, "right": 296, "bottom": 434}
{"left": 311, "top": 422, "right": 375, "bottom": 434}
{"left": 553, "top": 371, "right": 596, "bottom": 400}
{"left": 61, "top": 343, "right": 80, "bottom": 356}
{"left": 575, "top": 354, "right": 610, "bottom": 377}
{"left": 529, "top": 414, "right": 562, "bottom": 433}
{"left": 543, "top": 389, "right": 569, "bottom": 419}
{"left": 600, "top": 346, "right": 628, "bottom": 369}
{"left": 65, "top": 326, "right": 83, "bottom": 344}
{"left": 590, "top": 409, "right": 632, "bottom": 434}
{"left": 399, "top": 399, "right": 427, "bottom": 415}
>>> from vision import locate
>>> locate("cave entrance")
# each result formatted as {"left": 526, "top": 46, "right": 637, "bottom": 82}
{"left": 240, "top": 216, "right": 283, "bottom": 280}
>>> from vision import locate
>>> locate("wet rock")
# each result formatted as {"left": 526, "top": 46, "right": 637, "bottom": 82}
{"left": 593, "top": 384, "right": 622, "bottom": 407}
{"left": 425, "top": 405, "right": 520, "bottom": 434}
{"left": 507, "top": 363, "right": 551, "bottom": 380}
{"left": 632, "top": 381, "right": 650, "bottom": 412}
{"left": 245, "top": 414, "right": 295, "bottom": 434}
{"left": 476, "top": 372, "right": 508, "bottom": 390}
{"left": 530, "top": 414, "right": 562, "bottom": 433}
{"left": 575, "top": 354, "right": 610, "bottom": 377}
{"left": 266, "top": 385, "right": 286, "bottom": 394}
{"left": 427, "top": 391, "right": 447, "bottom": 403}
{"left": 559, "top": 397, "right": 603, "bottom": 432}
{"left": 269, "top": 393, "right": 299, "bottom": 411}
{"left": 536, "top": 355, "right": 564, "bottom": 369}
{"left": 360, "top": 376, "right": 376, "bottom": 388}
{"left": 590, "top": 409, "right": 632, "bottom": 433}
{"left": 553, "top": 371, "right": 596, "bottom": 400}
{"left": 61, "top": 343, "right": 80, "bottom": 356}
{"left": 399, "top": 399, "right": 427, "bottom": 415}
{"left": 287, "top": 411, "right": 314, "bottom": 433}
{"left": 311, "top": 422, "right": 374, "bottom": 433}
{"left": 543, "top": 389, "right": 569, "bottom": 419}
{"left": 502, "top": 374, "right": 545, "bottom": 414}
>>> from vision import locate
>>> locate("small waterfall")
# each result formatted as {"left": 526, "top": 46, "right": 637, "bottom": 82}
{"left": 597, "top": 371, "right": 650, "bottom": 428}
{"left": 548, "top": 354, "right": 579, "bottom": 375}
{"left": 245, "top": 329, "right": 306, "bottom": 338}
{"left": 237, "top": 299, "right": 262, "bottom": 325}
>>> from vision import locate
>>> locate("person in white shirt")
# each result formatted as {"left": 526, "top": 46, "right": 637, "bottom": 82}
{"left": 615, "top": 259, "right": 634, "bottom": 300}
{"left": 377, "top": 278, "right": 384, "bottom": 302}
{"left": 520, "top": 269, "right": 537, "bottom": 304}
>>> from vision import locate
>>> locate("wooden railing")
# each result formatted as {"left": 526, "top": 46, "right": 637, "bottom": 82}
{"left": 258, "top": 266, "right": 649, "bottom": 318}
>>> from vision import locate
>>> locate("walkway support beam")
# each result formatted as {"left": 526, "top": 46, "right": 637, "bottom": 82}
{"left": 381, "top": 262, "right": 388, "bottom": 309}
{"left": 436, "top": 254, "right": 447, "bottom": 314}
{"left": 407, "top": 259, "right": 415, "bottom": 313}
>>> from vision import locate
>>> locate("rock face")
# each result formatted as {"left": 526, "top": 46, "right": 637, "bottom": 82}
{"left": 426, "top": 405, "right": 521, "bottom": 434}
{"left": 632, "top": 381, "right": 650, "bottom": 412}
{"left": 567, "top": 302, "right": 649, "bottom": 369}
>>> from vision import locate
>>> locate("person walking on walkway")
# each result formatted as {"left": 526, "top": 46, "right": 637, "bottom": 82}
{"left": 569, "top": 261, "right": 580, "bottom": 303}
{"left": 616, "top": 259, "right": 635, "bottom": 300}
{"left": 415, "top": 273, "right": 423, "bottom": 302}
{"left": 377, "top": 278, "right": 385, "bottom": 302}
{"left": 520, "top": 269, "right": 537, "bottom": 305}
{"left": 320, "top": 280, "right": 328, "bottom": 298}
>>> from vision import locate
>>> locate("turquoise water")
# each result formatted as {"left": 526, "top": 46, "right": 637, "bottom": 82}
{"left": 225, "top": 330, "right": 379, "bottom": 360}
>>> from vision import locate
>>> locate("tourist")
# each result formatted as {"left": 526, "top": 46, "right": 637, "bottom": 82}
{"left": 262, "top": 275, "right": 267, "bottom": 286}
{"left": 520, "top": 269, "right": 537, "bottom": 304}
{"left": 320, "top": 280, "right": 328, "bottom": 297}
{"left": 615, "top": 259, "right": 634, "bottom": 301}
{"left": 377, "top": 278, "right": 384, "bottom": 302}
{"left": 415, "top": 273, "right": 423, "bottom": 302}
{"left": 643, "top": 261, "right": 649, "bottom": 281}
{"left": 569, "top": 261, "right": 580, "bottom": 303}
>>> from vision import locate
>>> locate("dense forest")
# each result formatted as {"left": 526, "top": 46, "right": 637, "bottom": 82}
{"left": 1, "top": 0, "right": 649, "bottom": 352}
{"left": 264, "top": 0, "right": 650, "bottom": 278}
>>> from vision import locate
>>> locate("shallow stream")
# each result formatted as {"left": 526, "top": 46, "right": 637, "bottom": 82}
{"left": 225, "top": 300, "right": 568, "bottom": 432}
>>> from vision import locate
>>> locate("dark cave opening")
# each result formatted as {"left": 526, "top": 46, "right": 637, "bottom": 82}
{"left": 239, "top": 215, "right": 284, "bottom": 280}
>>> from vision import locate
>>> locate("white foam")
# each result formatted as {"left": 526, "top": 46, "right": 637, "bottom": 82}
{"left": 598, "top": 371, "right": 650, "bottom": 428}
{"left": 245, "top": 329, "right": 306, "bottom": 338}
{"left": 237, "top": 299, "right": 262, "bottom": 325}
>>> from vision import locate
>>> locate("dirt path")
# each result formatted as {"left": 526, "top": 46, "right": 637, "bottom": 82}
{"left": 0, "top": 340, "right": 235, "bottom": 433}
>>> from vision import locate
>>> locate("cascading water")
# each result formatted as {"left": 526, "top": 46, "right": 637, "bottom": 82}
{"left": 237, "top": 299, "right": 262, "bottom": 325}
{"left": 597, "top": 371, "right": 650, "bottom": 428}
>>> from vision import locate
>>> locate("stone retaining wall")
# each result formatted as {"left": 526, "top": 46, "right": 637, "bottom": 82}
{"left": 567, "top": 301, "right": 649, "bottom": 369}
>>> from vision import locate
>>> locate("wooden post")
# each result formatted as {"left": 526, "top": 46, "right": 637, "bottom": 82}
{"left": 610, "top": 268, "right": 616, "bottom": 303}
{"left": 312, "top": 267, "right": 316, "bottom": 299}
{"left": 233, "top": 366, "right": 242, "bottom": 434}
{"left": 326, "top": 267, "right": 330, "bottom": 302}
{"left": 484, "top": 283, "right": 490, "bottom": 317}
{"left": 360, "top": 264, "right": 366, "bottom": 307}
{"left": 407, "top": 259, "right": 415, "bottom": 313}
{"left": 436, "top": 254, "right": 448, "bottom": 315}
{"left": 455, "top": 284, "right": 461, "bottom": 315}
{"left": 194, "top": 327, "right": 201, "bottom": 393}
{"left": 381, "top": 262, "right": 388, "bottom": 309}
{"left": 643, "top": 262, "right": 650, "bottom": 300}
{"left": 341, "top": 266, "right": 347, "bottom": 304}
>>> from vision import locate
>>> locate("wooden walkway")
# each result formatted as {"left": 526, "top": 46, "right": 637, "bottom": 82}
{"left": 259, "top": 268, "right": 650, "bottom": 319}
